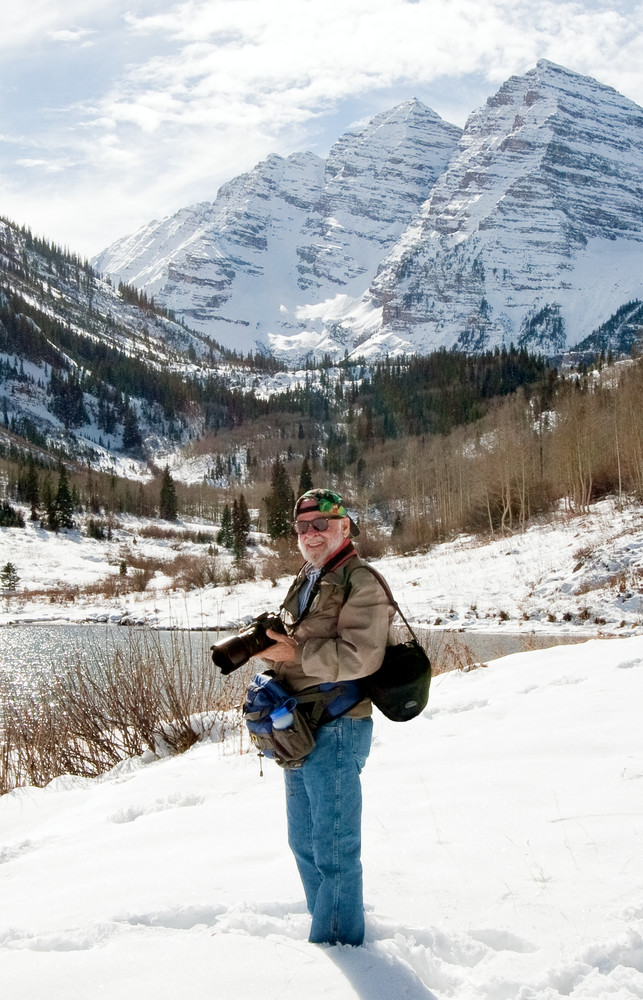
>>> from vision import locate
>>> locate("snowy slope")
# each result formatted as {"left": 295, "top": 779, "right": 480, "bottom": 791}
{"left": 2, "top": 497, "right": 642, "bottom": 638}
{"left": 0, "top": 633, "right": 641, "bottom": 999}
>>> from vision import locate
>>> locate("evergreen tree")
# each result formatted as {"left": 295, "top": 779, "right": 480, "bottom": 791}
{"left": 1, "top": 561, "right": 19, "bottom": 592}
{"left": 159, "top": 465, "right": 178, "bottom": 521}
{"left": 264, "top": 457, "right": 295, "bottom": 540}
{"left": 55, "top": 464, "right": 75, "bottom": 529}
{"left": 122, "top": 405, "right": 143, "bottom": 452}
{"left": 217, "top": 503, "right": 233, "bottom": 547}
{"left": 86, "top": 469, "right": 101, "bottom": 514}
{"left": 231, "top": 493, "right": 250, "bottom": 558}
{"left": 0, "top": 501, "right": 25, "bottom": 528}
{"left": 41, "top": 473, "right": 58, "bottom": 531}
{"left": 298, "top": 455, "right": 314, "bottom": 496}
{"left": 25, "top": 454, "right": 40, "bottom": 521}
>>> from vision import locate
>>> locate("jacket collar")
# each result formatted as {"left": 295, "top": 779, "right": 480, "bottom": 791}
{"left": 281, "top": 541, "right": 357, "bottom": 622}
{"left": 317, "top": 539, "right": 356, "bottom": 580}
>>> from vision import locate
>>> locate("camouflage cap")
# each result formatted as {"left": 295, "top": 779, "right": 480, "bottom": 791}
{"left": 293, "top": 488, "right": 360, "bottom": 536}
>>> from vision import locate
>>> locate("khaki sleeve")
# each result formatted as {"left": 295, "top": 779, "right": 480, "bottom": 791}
{"left": 299, "top": 569, "right": 392, "bottom": 683}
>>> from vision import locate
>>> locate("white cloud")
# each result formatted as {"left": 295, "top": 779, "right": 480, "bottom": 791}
{"left": 0, "top": 2, "right": 116, "bottom": 51}
{"left": 4, "top": 0, "right": 643, "bottom": 255}
{"left": 48, "top": 27, "right": 96, "bottom": 45}
{"left": 100, "top": 0, "right": 643, "bottom": 136}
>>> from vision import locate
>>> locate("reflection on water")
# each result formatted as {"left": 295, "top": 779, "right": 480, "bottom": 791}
{"left": 0, "top": 624, "right": 223, "bottom": 686}
{"left": 0, "top": 622, "right": 590, "bottom": 683}
{"left": 414, "top": 626, "right": 589, "bottom": 672}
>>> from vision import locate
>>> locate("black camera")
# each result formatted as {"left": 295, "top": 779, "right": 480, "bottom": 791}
{"left": 211, "top": 612, "right": 287, "bottom": 675}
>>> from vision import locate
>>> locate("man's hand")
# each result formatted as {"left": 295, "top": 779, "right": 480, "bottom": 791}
{"left": 261, "top": 629, "right": 298, "bottom": 663}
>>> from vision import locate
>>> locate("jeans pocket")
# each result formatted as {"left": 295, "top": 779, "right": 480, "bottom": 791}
{"left": 351, "top": 718, "right": 373, "bottom": 773}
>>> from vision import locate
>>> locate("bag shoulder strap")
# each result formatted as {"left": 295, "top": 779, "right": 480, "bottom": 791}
{"left": 347, "top": 562, "right": 420, "bottom": 644}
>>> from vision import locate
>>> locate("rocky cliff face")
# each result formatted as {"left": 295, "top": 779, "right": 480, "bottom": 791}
{"left": 369, "top": 61, "right": 643, "bottom": 356}
{"left": 94, "top": 63, "right": 643, "bottom": 362}
{"left": 94, "top": 101, "right": 462, "bottom": 357}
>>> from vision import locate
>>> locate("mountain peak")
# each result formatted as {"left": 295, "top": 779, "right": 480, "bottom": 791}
{"left": 93, "top": 63, "right": 643, "bottom": 364}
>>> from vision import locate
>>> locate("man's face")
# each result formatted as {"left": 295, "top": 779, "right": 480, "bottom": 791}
{"left": 295, "top": 510, "right": 350, "bottom": 568}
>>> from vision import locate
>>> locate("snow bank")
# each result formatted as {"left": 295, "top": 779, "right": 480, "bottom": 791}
{"left": 1, "top": 636, "right": 642, "bottom": 999}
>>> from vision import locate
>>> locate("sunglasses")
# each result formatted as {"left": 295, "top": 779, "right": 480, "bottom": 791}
{"left": 294, "top": 516, "right": 344, "bottom": 535}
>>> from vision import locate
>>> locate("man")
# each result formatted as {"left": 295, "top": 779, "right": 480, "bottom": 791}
{"left": 261, "top": 488, "right": 394, "bottom": 947}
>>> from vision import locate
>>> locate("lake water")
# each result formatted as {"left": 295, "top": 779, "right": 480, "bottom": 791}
{"left": 0, "top": 623, "right": 221, "bottom": 674}
{"left": 0, "top": 621, "right": 590, "bottom": 683}
{"left": 413, "top": 626, "right": 589, "bottom": 672}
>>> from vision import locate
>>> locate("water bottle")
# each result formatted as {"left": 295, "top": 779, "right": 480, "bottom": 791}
{"left": 271, "top": 701, "right": 295, "bottom": 730}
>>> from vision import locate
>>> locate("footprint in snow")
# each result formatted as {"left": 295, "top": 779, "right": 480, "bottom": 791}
{"left": 108, "top": 793, "right": 204, "bottom": 823}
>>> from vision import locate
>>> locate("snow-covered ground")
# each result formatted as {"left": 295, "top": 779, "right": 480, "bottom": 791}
{"left": 1, "top": 497, "right": 642, "bottom": 997}
{"left": 1, "top": 497, "right": 642, "bottom": 636}
{"left": 1, "top": 629, "right": 642, "bottom": 998}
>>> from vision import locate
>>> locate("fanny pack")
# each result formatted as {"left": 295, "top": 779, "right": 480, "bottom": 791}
{"left": 243, "top": 672, "right": 363, "bottom": 770}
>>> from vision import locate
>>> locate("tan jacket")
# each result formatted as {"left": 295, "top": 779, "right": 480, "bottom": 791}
{"left": 269, "top": 550, "right": 396, "bottom": 718}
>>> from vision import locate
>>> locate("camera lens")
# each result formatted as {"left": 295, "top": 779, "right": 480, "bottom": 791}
{"left": 211, "top": 634, "right": 251, "bottom": 674}
{"left": 211, "top": 615, "right": 282, "bottom": 674}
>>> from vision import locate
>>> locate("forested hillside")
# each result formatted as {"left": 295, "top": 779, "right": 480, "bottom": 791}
{"left": 2, "top": 216, "right": 642, "bottom": 560}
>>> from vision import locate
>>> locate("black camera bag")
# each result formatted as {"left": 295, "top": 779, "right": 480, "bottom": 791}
{"left": 362, "top": 638, "right": 431, "bottom": 722}
{"left": 351, "top": 565, "right": 431, "bottom": 722}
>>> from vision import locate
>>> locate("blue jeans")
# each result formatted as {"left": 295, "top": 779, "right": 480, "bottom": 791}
{"left": 284, "top": 716, "right": 373, "bottom": 946}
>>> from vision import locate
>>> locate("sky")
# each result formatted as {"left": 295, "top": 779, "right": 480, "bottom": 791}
{"left": 2, "top": 0, "right": 643, "bottom": 259}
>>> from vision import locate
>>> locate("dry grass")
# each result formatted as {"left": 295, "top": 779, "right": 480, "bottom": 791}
{"left": 421, "top": 630, "right": 485, "bottom": 675}
{"left": 261, "top": 538, "right": 304, "bottom": 586}
{"left": 138, "top": 524, "right": 215, "bottom": 544}
{"left": 0, "top": 631, "right": 252, "bottom": 795}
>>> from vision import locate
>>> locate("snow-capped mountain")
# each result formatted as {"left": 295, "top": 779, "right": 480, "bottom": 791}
{"left": 93, "top": 101, "right": 462, "bottom": 359}
{"left": 95, "top": 62, "right": 643, "bottom": 363}
{"left": 370, "top": 60, "right": 643, "bottom": 355}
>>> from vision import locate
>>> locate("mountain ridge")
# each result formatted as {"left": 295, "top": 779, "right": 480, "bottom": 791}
{"left": 93, "top": 61, "right": 643, "bottom": 364}
{"left": 368, "top": 60, "right": 643, "bottom": 355}
{"left": 93, "top": 98, "right": 463, "bottom": 359}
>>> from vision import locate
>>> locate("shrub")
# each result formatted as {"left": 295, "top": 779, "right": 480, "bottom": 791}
{"left": 87, "top": 518, "right": 107, "bottom": 540}
{"left": 0, "top": 630, "right": 251, "bottom": 794}
{"left": 130, "top": 567, "right": 154, "bottom": 592}
{"left": 0, "top": 501, "right": 25, "bottom": 528}
{"left": 354, "top": 525, "right": 389, "bottom": 560}
{"left": 171, "top": 553, "right": 226, "bottom": 589}
{"left": 261, "top": 538, "right": 304, "bottom": 586}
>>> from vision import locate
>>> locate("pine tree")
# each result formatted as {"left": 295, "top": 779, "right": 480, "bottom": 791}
{"left": 159, "top": 465, "right": 178, "bottom": 521}
{"left": 265, "top": 457, "right": 295, "bottom": 539}
{"left": 55, "top": 464, "right": 75, "bottom": 529}
{"left": 86, "top": 469, "right": 101, "bottom": 515}
{"left": 0, "top": 502, "right": 25, "bottom": 528}
{"left": 122, "top": 405, "right": 143, "bottom": 452}
{"left": 1, "top": 562, "right": 19, "bottom": 592}
{"left": 231, "top": 493, "right": 250, "bottom": 558}
{"left": 217, "top": 503, "right": 233, "bottom": 547}
{"left": 41, "top": 473, "right": 57, "bottom": 530}
{"left": 25, "top": 454, "right": 40, "bottom": 521}
{"left": 298, "top": 455, "right": 314, "bottom": 496}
